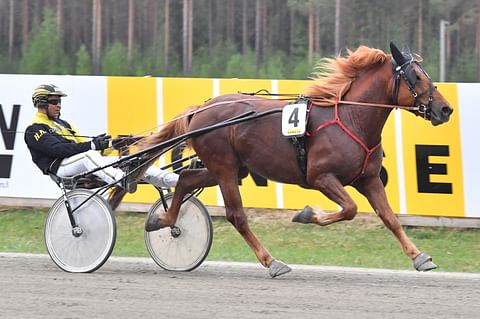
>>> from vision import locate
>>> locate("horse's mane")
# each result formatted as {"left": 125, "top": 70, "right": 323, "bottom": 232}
{"left": 307, "top": 46, "right": 389, "bottom": 106}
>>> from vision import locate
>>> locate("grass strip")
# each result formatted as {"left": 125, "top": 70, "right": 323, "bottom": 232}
{"left": 1, "top": 207, "right": 479, "bottom": 272}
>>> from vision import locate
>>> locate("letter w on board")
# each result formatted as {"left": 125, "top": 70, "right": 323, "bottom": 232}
{"left": 0, "top": 104, "right": 21, "bottom": 178}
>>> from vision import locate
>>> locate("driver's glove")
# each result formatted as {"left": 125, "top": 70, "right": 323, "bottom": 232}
{"left": 91, "top": 133, "right": 112, "bottom": 150}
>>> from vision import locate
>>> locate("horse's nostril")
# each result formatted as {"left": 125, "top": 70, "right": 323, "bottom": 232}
{"left": 442, "top": 106, "right": 453, "bottom": 116}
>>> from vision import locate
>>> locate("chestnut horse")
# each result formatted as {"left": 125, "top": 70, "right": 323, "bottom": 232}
{"left": 134, "top": 42, "right": 453, "bottom": 277}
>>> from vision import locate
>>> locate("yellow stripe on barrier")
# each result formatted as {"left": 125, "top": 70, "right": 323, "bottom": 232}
{"left": 402, "top": 83, "right": 465, "bottom": 216}
{"left": 162, "top": 77, "right": 218, "bottom": 206}
{"left": 107, "top": 76, "right": 159, "bottom": 204}
{"left": 219, "top": 79, "right": 279, "bottom": 209}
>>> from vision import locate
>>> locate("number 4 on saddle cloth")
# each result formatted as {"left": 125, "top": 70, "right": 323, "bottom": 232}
{"left": 281, "top": 98, "right": 310, "bottom": 178}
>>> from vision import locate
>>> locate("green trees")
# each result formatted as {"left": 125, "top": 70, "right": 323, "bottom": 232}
{"left": 19, "top": 11, "right": 68, "bottom": 74}
{"left": 101, "top": 42, "right": 129, "bottom": 75}
{"left": 1, "top": 1, "right": 479, "bottom": 81}
{"left": 75, "top": 45, "right": 92, "bottom": 75}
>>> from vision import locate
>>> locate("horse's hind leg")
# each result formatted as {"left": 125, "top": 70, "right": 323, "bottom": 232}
{"left": 214, "top": 166, "right": 291, "bottom": 277}
{"left": 193, "top": 158, "right": 291, "bottom": 277}
{"left": 293, "top": 173, "right": 359, "bottom": 226}
{"left": 354, "top": 176, "right": 437, "bottom": 272}
{"left": 145, "top": 168, "right": 217, "bottom": 231}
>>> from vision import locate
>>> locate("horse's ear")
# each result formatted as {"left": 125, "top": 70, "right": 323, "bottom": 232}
{"left": 390, "top": 41, "right": 406, "bottom": 65}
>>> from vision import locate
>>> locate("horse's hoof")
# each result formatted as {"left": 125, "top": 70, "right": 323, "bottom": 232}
{"left": 292, "top": 206, "right": 315, "bottom": 224}
{"left": 268, "top": 259, "right": 292, "bottom": 278}
{"left": 413, "top": 252, "right": 437, "bottom": 272}
{"left": 145, "top": 214, "right": 164, "bottom": 232}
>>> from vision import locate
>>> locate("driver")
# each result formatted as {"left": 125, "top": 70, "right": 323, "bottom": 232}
{"left": 24, "top": 84, "right": 178, "bottom": 191}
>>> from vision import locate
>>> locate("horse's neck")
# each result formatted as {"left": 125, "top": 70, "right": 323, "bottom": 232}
{"left": 343, "top": 105, "right": 392, "bottom": 145}
{"left": 341, "top": 67, "right": 394, "bottom": 146}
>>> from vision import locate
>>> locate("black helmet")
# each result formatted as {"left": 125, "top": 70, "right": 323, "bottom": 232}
{"left": 32, "top": 84, "right": 67, "bottom": 107}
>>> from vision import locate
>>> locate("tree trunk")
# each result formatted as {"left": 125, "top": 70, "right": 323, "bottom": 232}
{"left": 308, "top": 10, "right": 313, "bottom": 64}
{"left": 152, "top": 0, "right": 158, "bottom": 70}
{"left": 92, "top": 0, "right": 97, "bottom": 72}
{"left": 70, "top": 1, "right": 79, "bottom": 51}
{"left": 97, "top": 0, "right": 102, "bottom": 74}
{"left": 77, "top": 1, "right": 84, "bottom": 49}
{"left": 92, "top": 0, "right": 102, "bottom": 74}
{"left": 242, "top": 0, "right": 247, "bottom": 55}
{"left": 142, "top": 0, "right": 149, "bottom": 51}
{"left": 226, "top": 0, "right": 234, "bottom": 44}
{"left": 164, "top": 0, "right": 170, "bottom": 74}
{"left": 127, "top": 0, "right": 134, "bottom": 71}
{"left": 32, "top": 0, "right": 41, "bottom": 27}
{"left": 181, "top": 0, "right": 193, "bottom": 75}
{"left": 314, "top": 6, "right": 321, "bottom": 55}
{"left": 255, "top": 0, "right": 263, "bottom": 74}
{"left": 102, "top": 0, "right": 111, "bottom": 48}
{"left": 8, "top": 0, "right": 14, "bottom": 61}
{"left": 22, "top": 0, "right": 29, "bottom": 49}
{"left": 188, "top": 0, "right": 193, "bottom": 74}
{"left": 261, "top": 0, "right": 267, "bottom": 60}
{"left": 207, "top": 0, "right": 213, "bottom": 54}
{"left": 335, "top": 0, "right": 341, "bottom": 54}
{"left": 111, "top": 0, "right": 119, "bottom": 44}
{"left": 183, "top": 0, "right": 188, "bottom": 75}
{"left": 289, "top": 8, "right": 295, "bottom": 57}
{"left": 57, "top": 0, "right": 63, "bottom": 38}
{"left": 417, "top": 0, "right": 423, "bottom": 55}
{"left": 476, "top": 0, "right": 480, "bottom": 80}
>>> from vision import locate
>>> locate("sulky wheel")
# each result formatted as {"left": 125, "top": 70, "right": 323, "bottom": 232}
{"left": 44, "top": 189, "right": 116, "bottom": 273}
{"left": 144, "top": 192, "right": 213, "bottom": 271}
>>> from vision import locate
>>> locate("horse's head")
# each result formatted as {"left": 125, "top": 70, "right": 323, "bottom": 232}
{"left": 390, "top": 42, "right": 453, "bottom": 126}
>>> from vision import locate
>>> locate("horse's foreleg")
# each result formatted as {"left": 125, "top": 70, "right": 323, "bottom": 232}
{"left": 145, "top": 168, "right": 217, "bottom": 231}
{"left": 293, "top": 174, "right": 358, "bottom": 226}
{"left": 353, "top": 177, "right": 437, "bottom": 271}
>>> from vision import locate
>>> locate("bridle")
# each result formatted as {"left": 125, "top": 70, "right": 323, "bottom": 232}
{"left": 391, "top": 55, "right": 435, "bottom": 120}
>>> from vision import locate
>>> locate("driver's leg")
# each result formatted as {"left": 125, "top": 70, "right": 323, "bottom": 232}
{"left": 142, "top": 166, "right": 178, "bottom": 188}
{"left": 56, "top": 150, "right": 124, "bottom": 185}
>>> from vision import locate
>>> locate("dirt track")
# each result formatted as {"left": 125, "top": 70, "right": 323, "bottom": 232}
{"left": 1, "top": 253, "right": 479, "bottom": 319}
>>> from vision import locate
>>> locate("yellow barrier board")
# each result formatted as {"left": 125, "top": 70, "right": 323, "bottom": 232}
{"left": 1, "top": 74, "right": 473, "bottom": 218}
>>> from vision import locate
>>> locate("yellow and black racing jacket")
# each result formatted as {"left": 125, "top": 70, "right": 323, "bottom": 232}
{"left": 24, "top": 112, "right": 92, "bottom": 174}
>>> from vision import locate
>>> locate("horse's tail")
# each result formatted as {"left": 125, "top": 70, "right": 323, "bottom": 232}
{"left": 108, "top": 188, "right": 127, "bottom": 211}
{"left": 141, "top": 103, "right": 202, "bottom": 150}
{"left": 108, "top": 104, "right": 202, "bottom": 211}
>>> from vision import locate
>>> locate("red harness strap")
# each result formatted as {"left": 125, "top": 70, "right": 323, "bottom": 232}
{"left": 305, "top": 98, "right": 382, "bottom": 184}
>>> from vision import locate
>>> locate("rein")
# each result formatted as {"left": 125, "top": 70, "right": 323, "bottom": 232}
{"left": 140, "top": 98, "right": 281, "bottom": 135}
{"left": 123, "top": 80, "right": 423, "bottom": 149}
{"left": 244, "top": 90, "right": 420, "bottom": 111}
{"left": 116, "top": 61, "right": 429, "bottom": 155}
{"left": 335, "top": 99, "right": 418, "bottom": 111}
